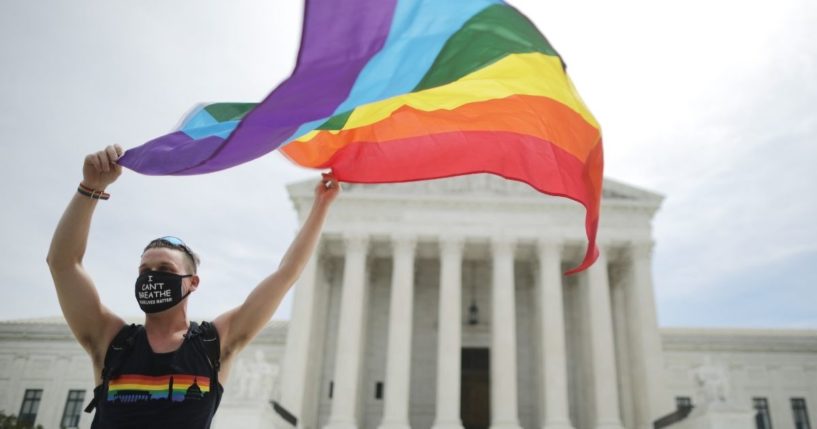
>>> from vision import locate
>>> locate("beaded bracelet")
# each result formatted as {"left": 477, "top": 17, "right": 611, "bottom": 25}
{"left": 77, "top": 183, "right": 110, "bottom": 200}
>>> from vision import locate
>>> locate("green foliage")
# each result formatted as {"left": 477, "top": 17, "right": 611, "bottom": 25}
{"left": 0, "top": 411, "right": 44, "bottom": 429}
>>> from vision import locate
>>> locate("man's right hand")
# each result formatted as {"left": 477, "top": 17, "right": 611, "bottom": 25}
{"left": 49, "top": 144, "right": 127, "bottom": 380}
{"left": 82, "top": 144, "right": 124, "bottom": 191}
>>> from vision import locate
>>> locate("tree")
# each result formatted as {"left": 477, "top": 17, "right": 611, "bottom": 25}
{"left": 0, "top": 411, "right": 44, "bottom": 429}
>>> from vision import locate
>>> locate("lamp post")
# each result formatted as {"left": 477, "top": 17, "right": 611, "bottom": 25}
{"left": 467, "top": 262, "right": 479, "bottom": 325}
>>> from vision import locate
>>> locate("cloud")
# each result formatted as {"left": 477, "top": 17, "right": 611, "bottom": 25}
{"left": 516, "top": 0, "right": 817, "bottom": 326}
{"left": 658, "top": 249, "right": 817, "bottom": 328}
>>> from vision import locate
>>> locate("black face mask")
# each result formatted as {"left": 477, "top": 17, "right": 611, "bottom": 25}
{"left": 135, "top": 270, "right": 193, "bottom": 314}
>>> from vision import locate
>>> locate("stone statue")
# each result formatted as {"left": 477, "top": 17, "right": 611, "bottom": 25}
{"left": 228, "top": 358, "right": 249, "bottom": 401}
{"left": 680, "top": 356, "right": 755, "bottom": 429}
{"left": 692, "top": 356, "right": 730, "bottom": 409}
{"left": 228, "top": 350, "right": 279, "bottom": 402}
{"left": 246, "top": 350, "right": 275, "bottom": 399}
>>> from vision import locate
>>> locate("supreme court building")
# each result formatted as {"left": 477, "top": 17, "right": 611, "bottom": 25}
{"left": 1, "top": 175, "right": 815, "bottom": 429}
{"left": 278, "top": 175, "right": 672, "bottom": 429}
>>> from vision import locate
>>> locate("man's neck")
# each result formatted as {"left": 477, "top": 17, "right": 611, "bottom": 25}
{"left": 144, "top": 306, "right": 189, "bottom": 338}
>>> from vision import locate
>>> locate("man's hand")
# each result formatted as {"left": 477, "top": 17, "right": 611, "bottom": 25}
{"left": 314, "top": 172, "right": 340, "bottom": 206}
{"left": 82, "top": 144, "right": 124, "bottom": 190}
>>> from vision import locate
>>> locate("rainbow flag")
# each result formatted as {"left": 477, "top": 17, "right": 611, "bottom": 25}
{"left": 119, "top": 0, "right": 603, "bottom": 273}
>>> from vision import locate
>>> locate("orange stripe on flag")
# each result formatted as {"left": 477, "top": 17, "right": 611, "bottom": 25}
{"left": 282, "top": 95, "right": 600, "bottom": 168}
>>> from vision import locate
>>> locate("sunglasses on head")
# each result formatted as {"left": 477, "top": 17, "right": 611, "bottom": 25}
{"left": 156, "top": 236, "right": 196, "bottom": 262}
{"left": 159, "top": 236, "right": 186, "bottom": 246}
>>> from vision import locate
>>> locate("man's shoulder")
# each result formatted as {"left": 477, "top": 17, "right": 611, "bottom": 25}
{"left": 190, "top": 320, "right": 219, "bottom": 339}
{"left": 107, "top": 323, "right": 143, "bottom": 351}
{"left": 189, "top": 320, "right": 221, "bottom": 370}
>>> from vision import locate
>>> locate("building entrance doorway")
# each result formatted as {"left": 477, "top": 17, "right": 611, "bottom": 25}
{"left": 461, "top": 348, "right": 490, "bottom": 429}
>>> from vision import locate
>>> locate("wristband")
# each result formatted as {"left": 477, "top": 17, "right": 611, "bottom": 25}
{"left": 77, "top": 183, "right": 110, "bottom": 200}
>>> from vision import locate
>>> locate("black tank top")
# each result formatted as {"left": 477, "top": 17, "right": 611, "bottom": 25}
{"left": 90, "top": 323, "right": 224, "bottom": 429}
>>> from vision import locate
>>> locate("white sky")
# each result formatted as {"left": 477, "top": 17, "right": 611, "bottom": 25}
{"left": 1, "top": 0, "right": 815, "bottom": 327}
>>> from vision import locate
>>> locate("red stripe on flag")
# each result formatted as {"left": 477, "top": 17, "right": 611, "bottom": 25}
{"left": 322, "top": 131, "right": 601, "bottom": 273}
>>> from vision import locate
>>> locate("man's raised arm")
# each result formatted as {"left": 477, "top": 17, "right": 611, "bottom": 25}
{"left": 214, "top": 173, "right": 339, "bottom": 360}
{"left": 47, "top": 145, "right": 126, "bottom": 362}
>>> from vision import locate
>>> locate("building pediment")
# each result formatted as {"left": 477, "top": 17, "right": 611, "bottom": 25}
{"left": 288, "top": 173, "right": 663, "bottom": 205}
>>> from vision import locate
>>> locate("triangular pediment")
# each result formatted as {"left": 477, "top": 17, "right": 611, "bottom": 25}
{"left": 287, "top": 174, "right": 662, "bottom": 204}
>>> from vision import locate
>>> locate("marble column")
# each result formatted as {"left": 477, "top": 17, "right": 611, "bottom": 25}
{"left": 536, "top": 241, "right": 575, "bottom": 429}
{"left": 325, "top": 234, "right": 370, "bottom": 429}
{"left": 490, "top": 237, "right": 522, "bottom": 429}
{"left": 432, "top": 236, "right": 465, "bottom": 429}
{"left": 625, "top": 242, "right": 672, "bottom": 429}
{"left": 279, "top": 250, "right": 325, "bottom": 429}
{"left": 585, "top": 249, "right": 624, "bottom": 429}
{"left": 378, "top": 235, "right": 418, "bottom": 429}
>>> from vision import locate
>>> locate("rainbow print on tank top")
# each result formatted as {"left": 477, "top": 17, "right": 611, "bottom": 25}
{"left": 107, "top": 374, "right": 211, "bottom": 403}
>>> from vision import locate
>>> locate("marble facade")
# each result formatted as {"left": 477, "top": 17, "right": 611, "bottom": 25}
{"left": 2, "top": 176, "right": 815, "bottom": 429}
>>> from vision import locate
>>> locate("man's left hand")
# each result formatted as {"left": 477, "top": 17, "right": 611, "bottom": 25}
{"left": 315, "top": 172, "right": 340, "bottom": 206}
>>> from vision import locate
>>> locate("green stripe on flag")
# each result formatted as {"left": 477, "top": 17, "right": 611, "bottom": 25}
{"left": 317, "top": 110, "right": 354, "bottom": 130}
{"left": 415, "top": 4, "right": 561, "bottom": 92}
{"left": 204, "top": 103, "right": 258, "bottom": 122}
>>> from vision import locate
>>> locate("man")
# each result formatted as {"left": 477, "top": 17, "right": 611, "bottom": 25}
{"left": 47, "top": 144, "right": 338, "bottom": 428}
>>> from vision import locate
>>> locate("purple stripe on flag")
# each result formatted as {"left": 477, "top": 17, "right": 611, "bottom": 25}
{"left": 119, "top": 132, "right": 225, "bottom": 175}
{"left": 119, "top": 0, "right": 398, "bottom": 175}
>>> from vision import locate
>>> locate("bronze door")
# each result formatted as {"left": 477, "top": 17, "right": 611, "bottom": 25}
{"left": 461, "top": 348, "right": 490, "bottom": 429}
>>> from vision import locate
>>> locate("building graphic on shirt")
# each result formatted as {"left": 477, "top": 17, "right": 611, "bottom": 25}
{"left": 185, "top": 378, "right": 204, "bottom": 401}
